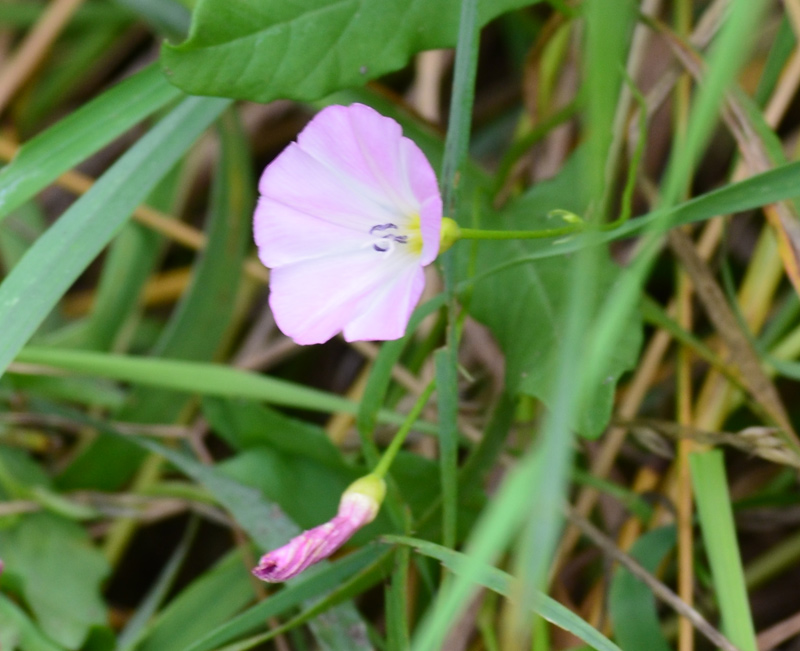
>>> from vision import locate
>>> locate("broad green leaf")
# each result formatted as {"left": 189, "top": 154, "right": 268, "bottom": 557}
{"left": 0, "top": 446, "right": 52, "bottom": 494}
{"left": 458, "top": 153, "right": 642, "bottom": 438}
{"left": 609, "top": 527, "right": 674, "bottom": 651}
{"left": 204, "top": 398, "right": 482, "bottom": 541}
{"left": 0, "top": 595, "right": 65, "bottom": 651}
{"left": 219, "top": 447, "right": 360, "bottom": 535}
{"left": 0, "top": 64, "right": 181, "bottom": 222}
{"left": 203, "top": 397, "right": 346, "bottom": 466}
{"left": 387, "top": 535, "right": 622, "bottom": 651}
{"left": 0, "top": 513, "right": 109, "bottom": 650}
{"left": 0, "top": 95, "right": 230, "bottom": 379}
{"left": 161, "top": 0, "right": 539, "bottom": 102}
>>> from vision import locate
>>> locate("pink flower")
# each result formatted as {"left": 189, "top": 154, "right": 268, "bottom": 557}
{"left": 252, "top": 475, "right": 386, "bottom": 582}
{"left": 253, "top": 103, "right": 443, "bottom": 345}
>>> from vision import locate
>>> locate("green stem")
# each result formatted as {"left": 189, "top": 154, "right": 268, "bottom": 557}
{"left": 373, "top": 379, "right": 437, "bottom": 479}
{"left": 458, "top": 225, "right": 582, "bottom": 240}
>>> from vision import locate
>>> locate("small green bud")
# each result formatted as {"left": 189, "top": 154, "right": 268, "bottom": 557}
{"left": 439, "top": 217, "right": 461, "bottom": 252}
{"left": 548, "top": 209, "right": 584, "bottom": 224}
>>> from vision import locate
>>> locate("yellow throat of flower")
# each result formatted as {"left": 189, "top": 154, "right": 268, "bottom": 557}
{"left": 405, "top": 214, "right": 424, "bottom": 255}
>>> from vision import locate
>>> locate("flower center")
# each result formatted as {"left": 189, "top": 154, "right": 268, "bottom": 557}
{"left": 369, "top": 216, "right": 422, "bottom": 255}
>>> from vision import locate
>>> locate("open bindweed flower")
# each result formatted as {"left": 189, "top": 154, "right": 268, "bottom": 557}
{"left": 252, "top": 474, "right": 386, "bottom": 582}
{"left": 254, "top": 103, "right": 443, "bottom": 345}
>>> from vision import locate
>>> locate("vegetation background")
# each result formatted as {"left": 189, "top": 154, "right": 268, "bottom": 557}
{"left": 0, "top": 0, "right": 799, "bottom": 649}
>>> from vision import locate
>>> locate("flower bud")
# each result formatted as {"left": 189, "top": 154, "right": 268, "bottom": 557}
{"left": 252, "top": 475, "right": 386, "bottom": 582}
{"left": 439, "top": 217, "right": 461, "bottom": 253}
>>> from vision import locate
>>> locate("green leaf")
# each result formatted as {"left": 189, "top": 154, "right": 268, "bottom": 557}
{"left": 0, "top": 64, "right": 181, "bottom": 222}
{"left": 12, "top": 347, "right": 437, "bottom": 433}
{"left": 161, "top": 0, "right": 539, "bottom": 102}
{"left": 434, "top": 348, "right": 458, "bottom": 548}
{"left": 658, "top": 0, "right": 769, "bottom": 207}
{"left": 0, "top": 2, "right": 129, "bottom": 28}
{"left": 136, "top": 550, "right": 254, "bottom": 651}
{"left": 57, "top": 108, "right": 253, "bottom": 491}
{"left": 219, "top": 447, "right": 358, "bottom": 534}
{"left": 386, "top": 535, "right": 622, "bottom": 651}
{"left": 0, "top": 95, "right": 230, "bottom": 379}
{"left": 204, "top": 398, "right": 476, "bottom": 541}
{"left": 386, "top": 545, "right": 411, "bottom": 651}
{"left": 16, "top": 21, "right": 132, "bottom": 135}
{"left": 184, "top": 547, "right": 386, "bottom": 651}
{"left": 0, "top": 595, "right": 65, "bottom": 651}
{"left": 609, "top": 527, "right": 674, "bottom": 651}
{"left": 204, "top": 397, "right": 344, "bottom": 463}
{"left": 6, "top": 374, "right": 125, "bottom": 409}
{"left": 356, "top": 295, "right": 446, "bottom": 464}
{"left": 116, "top": 519, "right": 198, "bottom": 651}
{"left": 15, "top": 347, "right": 356, "bottom": 416}
{"left": 0, "top": 513, "right": 109, "bottom": 650}
{"left": 690, "top": 450, "right": 758, "bottom": 651}
{"left": 458, "top": 153, "right": 642, "bottom": 437}
{"left": 126, "top": 434, "right": 373, "bottom": 650}
{"left": 81, "top": 164, "right": 185, "bottom": 353}
{"left": 0, "top": 202, "right": 46, "bottom": 274}
{"left": 112, "top": 0, "right": 190, "bottom": 38}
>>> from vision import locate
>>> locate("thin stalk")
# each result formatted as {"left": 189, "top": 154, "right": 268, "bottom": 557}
{"left": 676, "top": 264, "right": 697, "bottom": 651}
{"left": 673, "top": 5, "right": 694, "bottom": 648}
{"left": 457, "top": 225, "right": 582, "bottom": 240}
{"left": 372, "top": 380, "right": 437, "bottom": 480}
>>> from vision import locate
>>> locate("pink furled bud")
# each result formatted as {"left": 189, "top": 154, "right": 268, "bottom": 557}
{"left": 253, "top": 475, "right": 386, "bottom": 582}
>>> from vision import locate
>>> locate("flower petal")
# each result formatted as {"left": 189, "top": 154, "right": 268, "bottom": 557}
{"left": 269, "top": 247, "right": 421, "bottom": 345}
{"left": 252, "top": 519, "right": 348, "bottom": 582}
{"left": 252, "top": 483, "right": 383, "bottom": 583}
{"left": 297, "top": 104, "right": 424, "bottom": 215}
{"left": 259, "top": 140, "right": 402, "bottom": 227}
{"left": 343, "top": 265, "right": 424, "bottom": 342}
{"left": 417, "top": 193, "right": 444, "bottom": 265}
{"left": 254, "top": 195, "right": 368, "bottom": 269}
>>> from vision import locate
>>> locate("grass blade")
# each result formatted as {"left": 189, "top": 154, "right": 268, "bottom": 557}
{"left": 0, "top": 64, "right": 181, "bottom": 221}
{"left": 690, "top": 450, "right": 757, "bottom": 651}
{"left": 0, "top": 96, "right": 230, "bottom": 379}
{"left": 387, "top": 535, "right": 622, "bottom": 651}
